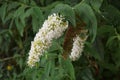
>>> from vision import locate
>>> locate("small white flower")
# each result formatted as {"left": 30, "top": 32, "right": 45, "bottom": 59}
{"left": 27, "top": 13, "right": 68, "bottom": 67}
{"left": 69, "top": 35, "right": 87, "bottom": 61}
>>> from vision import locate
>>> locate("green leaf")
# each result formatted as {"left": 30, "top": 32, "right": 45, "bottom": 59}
{"left": 61, "top": 58, "right": 75, "bottom": 80}
{"left": 90, "top": 0, "right": 103, "bottom": 12}
{"left": 48, "top": 41, "right": 62, "bottom": 53}
{"left": 5, "top": 12, "right": 13, "bottom": 23}
{"left": 106, "top": 36, "right": 117, "bottom": 47}
{"left": 85, "top": 42, "right": 102, "bottom": 61}
{"left": 24, "top": 8, "right": 33, "bottom": 17}
{"left": 15, "top": 18, "right": 25, "bottom": 37}
{"left": 14, "top": 6, "right": 26, "bottom": 18}
{"left": 103, "top": 5, "right": 120, "bottom": 26}
{"left": 41, "top": 1, "right": 62, "bottom": 18}
{"left": 4, "top": 2, "right": 20, "bottom": 22}
{"left": 32, "top": 7, "right": 44, "bottom": 32}
{"left": 99, "top": 62, "right": 118, "bottom": 73}
{"left": 10, "top": 29, "right": 23, "bottom": 48}
{"left": 14, "top": 6, "right": 26, "bottom": 36}
{"left": 0, "top": 74, "right": 2, "bottom": 78}
{"left": 51, "top": 4, "right": 76, "bottom": 27}
{"left": 40, "top": 0, "right": 45, "bottom": 6}
{"left": 97, "top": 25, "right": 114, "bottom": 36}
{"left": 74, "top": 2, "right": 97, "bottom": 42}
{"left": 7, "top": 2, "right": 20, "bottom": 11}
{"left": 80, "top": 68, "right": 95, "bottom": 80}
{"left": 0, "top": 3, "right": 7, "bottom": 24}
{"left": 83, "top": 0, "right": 103, "bottom": 13}
{"left": 45, "top": 60, "right": 52, "bottom": 78}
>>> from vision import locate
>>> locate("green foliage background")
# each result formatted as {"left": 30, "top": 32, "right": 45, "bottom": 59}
{"left": 0, "top": 0, "right": 120, "bottom": 80}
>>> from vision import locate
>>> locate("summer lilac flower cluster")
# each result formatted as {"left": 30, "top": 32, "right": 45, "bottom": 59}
{"left": 27, "top": 13, "right": 68, "bottom": 67}
{"left": 69, "top": 35, "right": 87, "bottom": 61}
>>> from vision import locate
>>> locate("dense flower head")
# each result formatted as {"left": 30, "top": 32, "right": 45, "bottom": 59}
{"left": 69, "top": 35, "right": 87, "bottom": 61}
{"left": 27, "top": 13, "right": 68, "bottom": 67}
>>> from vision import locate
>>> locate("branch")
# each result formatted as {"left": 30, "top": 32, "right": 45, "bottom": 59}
{"left": 0, "top": 55, "right": 23, "bottom": 62}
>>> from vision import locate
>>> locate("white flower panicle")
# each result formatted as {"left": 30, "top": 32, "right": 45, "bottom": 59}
{"left": 69, "top": 35, "right": 87, "bottom": 61}
{"left": 27, "top": 13, "right": 68, "bottom": 67}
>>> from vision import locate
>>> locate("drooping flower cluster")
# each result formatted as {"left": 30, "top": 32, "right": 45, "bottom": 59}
{"left": 69, "top": 35, "right": 87, "bottom": 61}
{"left": 27, "top": 13, "right": 68, "bottom": 67}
